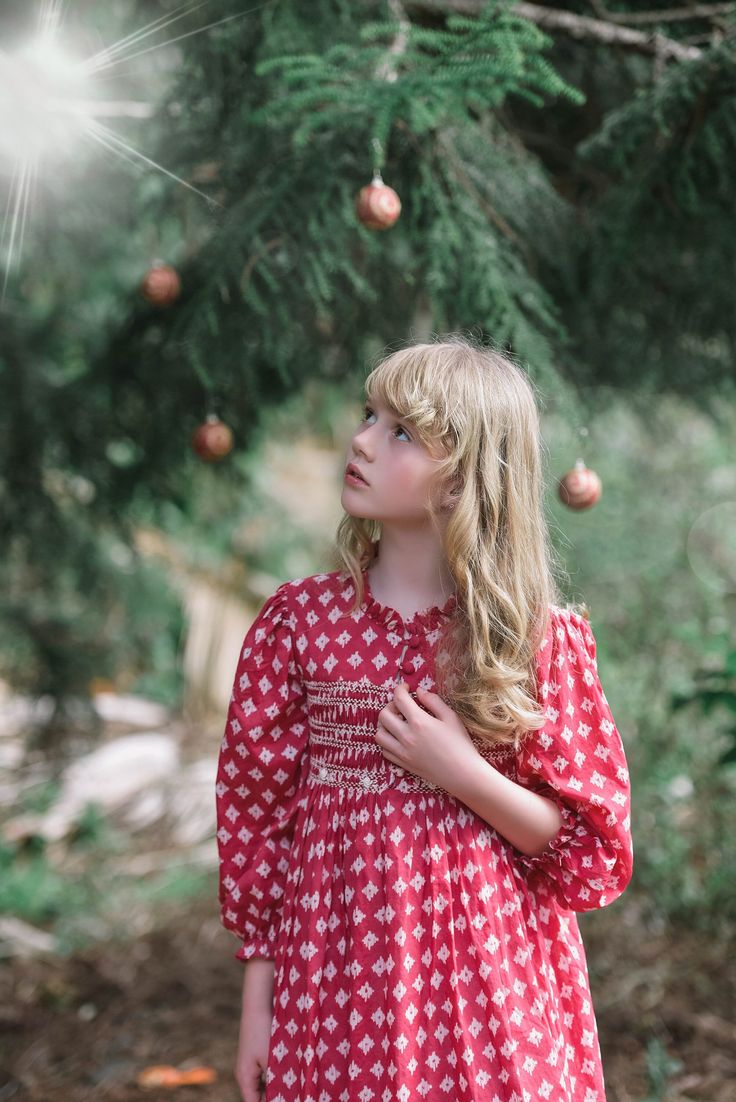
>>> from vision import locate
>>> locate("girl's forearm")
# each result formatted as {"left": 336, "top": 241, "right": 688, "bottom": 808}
{"left": 241, "top": 957, "right": 275, "bottom": 1015}
{"left": 448, "top": 756, "right": 563, "bottom": 857}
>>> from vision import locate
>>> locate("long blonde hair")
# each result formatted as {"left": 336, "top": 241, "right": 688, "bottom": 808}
{"left": 333, "top": 333, "right": 587, "bottom": 748}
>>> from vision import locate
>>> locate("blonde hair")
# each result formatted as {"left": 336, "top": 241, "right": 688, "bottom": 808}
{"left": 333, "top": 333, "right": 588, "bottom": 748}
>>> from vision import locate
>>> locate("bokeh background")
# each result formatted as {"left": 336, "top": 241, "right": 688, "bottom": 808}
{"left": 1, "top": 2, "right": 735, "bottom": 1099}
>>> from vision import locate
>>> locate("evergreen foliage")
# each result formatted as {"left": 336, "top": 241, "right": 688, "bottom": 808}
{"left": 1, "top": 0, "right": 735, "bottom": 720}
{"left": 252, "top": 3, "right": 584, "bottom": 155}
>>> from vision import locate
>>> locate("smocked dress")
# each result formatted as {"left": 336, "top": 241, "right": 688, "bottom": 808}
{"left": 215, "top": 564, "right": 634, "bottom": 1102}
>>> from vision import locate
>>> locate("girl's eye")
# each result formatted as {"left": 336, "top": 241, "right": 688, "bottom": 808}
{"left": 362, "top": 405, "right": 411, "bottom": 442}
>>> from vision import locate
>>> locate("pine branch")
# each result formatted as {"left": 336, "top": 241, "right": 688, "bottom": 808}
{"left": 409, "top": 1, "right": 705, "bottom": 61}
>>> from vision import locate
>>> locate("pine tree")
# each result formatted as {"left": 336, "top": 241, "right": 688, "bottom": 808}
{"left": 1, "top": 0, "right": 735, "bottom": 735}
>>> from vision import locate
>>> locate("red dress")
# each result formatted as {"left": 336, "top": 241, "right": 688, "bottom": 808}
{"left": 215, "top": 565, "right": 633, "bottom": 1102}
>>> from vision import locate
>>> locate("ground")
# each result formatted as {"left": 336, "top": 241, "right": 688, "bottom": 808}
{"left": 1, "top": 891, "right": 733, "bottom": 1102}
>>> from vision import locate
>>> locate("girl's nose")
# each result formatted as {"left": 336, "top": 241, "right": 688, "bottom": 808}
{"left": 351, "top": 424, "right": 374, "bottom": 459}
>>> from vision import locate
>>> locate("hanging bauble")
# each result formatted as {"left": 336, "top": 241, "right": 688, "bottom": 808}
{"left": 557, "top": 458, "right": 602, "bottom": 511}
{"left": 355, "top": 173, "right": 401, "bottom": 230}
{"left": 141, "top": 263, "right": 181, "bottom": 307}
{"left": 192, "top": 415, "right": 233, "bottom": 462}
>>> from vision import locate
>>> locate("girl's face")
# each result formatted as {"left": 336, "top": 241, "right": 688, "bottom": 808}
{"left": 342, "top": 395, "right": 449, "bottom": 524}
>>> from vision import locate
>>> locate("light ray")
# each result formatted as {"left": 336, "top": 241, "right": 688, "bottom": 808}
{"left": 83, "top": 116, "right": 221, "bottom": 206}
{"left": 81, "top": 1, "right": 208, "bottom": 75}
{"left": 83, "top": 0, "right": 205, "bottom": 66}
{"left": 0, "top": 0, "right": 265, "bottom": 300}
{"left": 0, "top": 163, "right": 21, "bottom": 295}
{"left": 38, "top": 0, "right": 67, "bottom": 37}
{"left": 1, "top": 157, "right": 37, "bottom": 297}
{"left": 85, "top": 4, "right": 267, "bottom": 75}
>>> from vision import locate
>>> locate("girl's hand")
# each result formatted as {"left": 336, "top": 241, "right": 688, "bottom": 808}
{"left": 375, "top": 682, "right": 481, "bottom": 790}
{"left": 234, "top": 1007, "right": 272, "bottom": 1102}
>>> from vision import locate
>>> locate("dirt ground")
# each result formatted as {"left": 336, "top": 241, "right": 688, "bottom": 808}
{"left": 1, "top": 892, "right": 733, "bottom": 1102}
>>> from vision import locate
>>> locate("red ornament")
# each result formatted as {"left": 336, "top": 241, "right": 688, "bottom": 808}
{"left": 557, "top": 458, "right": 602, "bottom": 511}
{"left": 141, "top": 263, "right": 181, "bottom": 307}
{"left": 191, "top": 415, "right": 234, "bottom": 462}
{"left": 355, "top": 173, "right": 401, "bottom": 230}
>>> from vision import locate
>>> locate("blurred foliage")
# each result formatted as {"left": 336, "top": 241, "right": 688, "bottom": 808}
{"left": 2, "top": 0, "right": 736, "bottom": 728}
{"left": 643, "top": 1035, "right": 685, "bottom": 1102}
{"left": 670, "top": 634, "right": 736, "bottom": 766}
{"left": 0, "top": 0, "right": 735, "bottom": 939}
{"left": 0, "top": 838, "right": 92, "bottom": 926}
{"left": 0, "top": 830, "right": 212, "bottom": 957}
{"left": 540, "top": 386, "right": 736, "bottom": 930}
{"left": 0, "top": 525, "right": 186, "bottom": 733}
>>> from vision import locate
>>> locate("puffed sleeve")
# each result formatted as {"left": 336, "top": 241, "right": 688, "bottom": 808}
{"left": 511, "top": 606, "right": 634, "bottom": 912}
{"left": 215, "top": 581, "right": 309, "bottom": 962}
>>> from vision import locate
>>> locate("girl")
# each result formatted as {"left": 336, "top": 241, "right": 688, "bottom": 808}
{"left": 215, "top": 334, "right": 634, "bottom": 1102}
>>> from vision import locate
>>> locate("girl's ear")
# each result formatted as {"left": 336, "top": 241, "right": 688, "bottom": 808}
{"left": 441, "top": 476, "right": 463, "bottom": 511}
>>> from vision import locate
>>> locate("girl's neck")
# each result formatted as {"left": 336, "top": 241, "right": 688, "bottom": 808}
{"left": 368, "top": 531, "right": 455, "bottom": 617}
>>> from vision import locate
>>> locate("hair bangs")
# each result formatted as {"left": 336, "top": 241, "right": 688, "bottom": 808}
{"left": 365, "top": 347, "right": 454, "bottom": 451}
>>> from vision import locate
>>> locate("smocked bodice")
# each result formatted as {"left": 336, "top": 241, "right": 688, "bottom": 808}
{"left": 300, "top": 566, "right": 516, "bottom": 796}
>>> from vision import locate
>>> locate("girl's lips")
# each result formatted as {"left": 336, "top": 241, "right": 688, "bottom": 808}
{"left": 345, "top": 464, "right": 369, "bottom": 485}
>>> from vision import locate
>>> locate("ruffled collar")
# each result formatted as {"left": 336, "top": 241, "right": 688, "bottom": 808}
{"left": 359, "top": 564, "right": 457, "bottom": 633}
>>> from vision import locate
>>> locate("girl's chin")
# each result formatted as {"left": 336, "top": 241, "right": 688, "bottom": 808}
{"left": 342, "top": 503, "right": 373, "bottom": 518}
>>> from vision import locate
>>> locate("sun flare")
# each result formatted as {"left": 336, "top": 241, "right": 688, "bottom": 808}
{"left": 0, "top": 0, "right": 255, "bottom": 300}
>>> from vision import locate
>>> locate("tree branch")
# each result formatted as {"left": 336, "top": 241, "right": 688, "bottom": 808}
{"left": 240, "top": 235, "right": 287, "bottom": 292}
{"left": 588, "top": 2, "right": 734, "bottom": 27}
{"left": 373, "top": 0, "right": 412, "bottom": 168}
{"left": 409, "top": 1, "right": 704, "bottom": 61}
{"left": 435, "top": 131, "right": 526, "bottom": 254}
{"left": 375, "top": 0, "right": 412, "bottom": 82}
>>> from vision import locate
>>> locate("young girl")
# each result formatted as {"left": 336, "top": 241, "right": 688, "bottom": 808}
{"left": 215, "top": 335, "right": 634, "bottom": 1102}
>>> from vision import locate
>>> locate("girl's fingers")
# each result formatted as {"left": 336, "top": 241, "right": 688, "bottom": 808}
{"left": 378, "top": 708, "right": 405, "bottom": 739}
{"left": 237, "top": 1064, "right": 265, "bottom": 1102}
{"left": 376, "top": 719, "right": 402, "bottom": 753}
{"left": 385, "top": 699, "right": 407, "bottom": 722}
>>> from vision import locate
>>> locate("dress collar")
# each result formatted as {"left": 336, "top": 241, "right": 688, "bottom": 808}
{"left": 359, "top": 565, "right": 457, "bottom": 633}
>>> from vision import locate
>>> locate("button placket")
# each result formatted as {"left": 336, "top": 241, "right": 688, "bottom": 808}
{"left": 395, "top": 640, "right": 409, "bottom": 683}
{"left": 394, "top": 626, "right": 413, "bottom": 681}
{"left": 395, "top": 631, "right": 422, "bottom": 687}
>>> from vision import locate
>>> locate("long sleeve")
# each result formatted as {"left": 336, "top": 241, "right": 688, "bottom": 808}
{"left": 215, "top": 581, "right": 309, "bottom": 962}
{"left": 512, "top": 606, "right": 634, "bottom": 912}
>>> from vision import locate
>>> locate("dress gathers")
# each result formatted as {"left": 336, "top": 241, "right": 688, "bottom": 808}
{"left": 215, "top": 562, "right": 634, "bottom": 1102}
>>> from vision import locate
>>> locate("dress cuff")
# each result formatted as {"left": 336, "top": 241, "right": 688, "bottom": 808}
{"left": 516, "top": 797, "right": 577, "bottom": 871}
{"left": 232, "top": 921, "right": 278, "bottom": 965}
{"left": 235, "top": 931, "right": 278, "bottom": 963}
